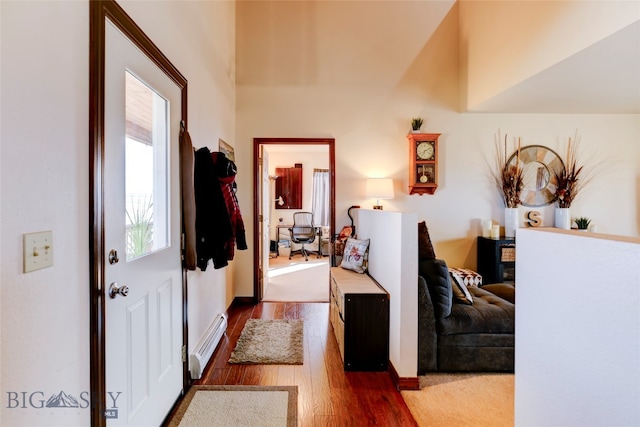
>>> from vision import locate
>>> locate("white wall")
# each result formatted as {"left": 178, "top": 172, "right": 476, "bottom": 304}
{"left": 357, "top": 209, "right": 418, "bottom": 379}
{"left": 0, "top": 1, "right": 235, "bottom": 425}
{"left": 1, "top": 2, "right": 90, "bottom": 425}
{"left": 515, "top": 228, "right": 640, "bottom": 426}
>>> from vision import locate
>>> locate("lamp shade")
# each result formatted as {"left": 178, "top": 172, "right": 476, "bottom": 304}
{"left": 365, "top": 178, "right": 394, "bottom": 200}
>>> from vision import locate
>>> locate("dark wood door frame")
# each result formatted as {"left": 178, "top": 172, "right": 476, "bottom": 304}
{"left": 89, "top": 1, "right": 189, "bottom": 426}
{"left": 253, "top": 138, "right": 336, "bottom": 302}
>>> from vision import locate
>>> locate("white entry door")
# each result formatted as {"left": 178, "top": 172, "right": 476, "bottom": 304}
{"left": 104, "top": 20, "right": 183, "bottom": 426}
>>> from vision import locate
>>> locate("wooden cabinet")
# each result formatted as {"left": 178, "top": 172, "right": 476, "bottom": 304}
{"left": 275, "top": 164, "right": 302, "bottom": 209}
{"left": 477, "top": 236, "right": 516, "bottom": 284}
{"left": 408, "top": 133, "right": 440, "bottom": 195}
{"left": 329, "top": 267, "right": 389, "bottom": 371}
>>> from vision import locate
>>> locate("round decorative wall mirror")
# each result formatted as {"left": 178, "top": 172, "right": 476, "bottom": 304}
{"left": 507, "top": 145, "right": 565, "bottom": 207}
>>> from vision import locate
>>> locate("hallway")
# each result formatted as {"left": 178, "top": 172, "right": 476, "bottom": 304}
{"left": 191, "top": 301, "right": 416, "bottom": 426}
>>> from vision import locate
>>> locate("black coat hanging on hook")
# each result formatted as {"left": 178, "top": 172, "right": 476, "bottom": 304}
{"left": 193, "top": 147, "right": 247, "bottom": 270}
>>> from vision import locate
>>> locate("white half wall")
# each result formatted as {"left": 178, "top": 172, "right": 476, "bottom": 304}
{"left": 357, "top": 209, "right": 418, "bottom": 379}
{"left": 516, "top": 228, "right": 640, "bottom": 426}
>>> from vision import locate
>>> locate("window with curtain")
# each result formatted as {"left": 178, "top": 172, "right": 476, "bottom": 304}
{"left": 312, "top": 168, "right": 330, "bottom": 227}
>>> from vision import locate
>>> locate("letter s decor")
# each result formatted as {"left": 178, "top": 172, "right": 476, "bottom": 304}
{"left": 526, "top": 211, "right": 542, "bottom": 227}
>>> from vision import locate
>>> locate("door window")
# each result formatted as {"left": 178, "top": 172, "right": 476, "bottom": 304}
{"left": 125, "top": 71, "right": 169, "bottom": 260}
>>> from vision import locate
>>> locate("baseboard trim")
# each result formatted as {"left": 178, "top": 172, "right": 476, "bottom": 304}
{"left": 388, "top": 360, "right": 420, "bottom": 390}
{"left": 232, "top": 296, "right": 255, "bottom": 305}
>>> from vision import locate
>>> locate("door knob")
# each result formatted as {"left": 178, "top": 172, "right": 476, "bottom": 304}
{"left": 109, "top": 282, "right": 129, "bottom": 299}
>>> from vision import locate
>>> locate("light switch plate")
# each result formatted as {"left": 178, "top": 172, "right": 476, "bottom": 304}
{"left": 23, "top": 231, "right": 54, "bottom": 273}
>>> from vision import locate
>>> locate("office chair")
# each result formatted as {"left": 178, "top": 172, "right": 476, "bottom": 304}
{"left": 288, "top": 212, "right": 318, "bottom": 261}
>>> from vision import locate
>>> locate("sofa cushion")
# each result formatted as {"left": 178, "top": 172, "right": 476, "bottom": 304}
{"left": 419, "top": 259, "right": 452, "bottom": 319}
{"left": 439, "top": 333, "right": 514, "bottom": 348}
{"left": 482, "top": 283, "right": 515, "bottom": 304}
{"left": 437, "top": 287, "right": 514, "bottom": 335}
{"left": 418, "top": 221, "right": 436, "bottom": 260}
{"left": 451, "top": 278, "right": 473, "bottom": 305}
{"left": 437, "top": 342, "right": 514, "bottom": 372}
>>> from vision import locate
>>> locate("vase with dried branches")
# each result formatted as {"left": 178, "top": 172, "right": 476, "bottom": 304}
{"left": 492, "top": 132, "right": 523, "bottom": 237}
{"left": 554, "top": 132, "right": 594, "bottom": 208}
{"left": 553, "top": 131, "right": 599, "bottom": 229}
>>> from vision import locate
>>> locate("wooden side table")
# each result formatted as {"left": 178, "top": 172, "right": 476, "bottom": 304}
{"left": 477, "top": 236, "right": 516, "bottom": 284}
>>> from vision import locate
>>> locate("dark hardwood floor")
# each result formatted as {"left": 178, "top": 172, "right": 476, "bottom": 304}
{"left": 193, "top": 301, "right": 417, "bottom": 426}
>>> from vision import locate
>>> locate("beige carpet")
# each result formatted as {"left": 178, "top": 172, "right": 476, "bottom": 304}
{"left": 167, "top": 385, "right": 297, "bottom": 427}
{"left": 263, "top": 256, "right": 329, "bottom": 302}
{"left": 228, "top": 319, "right": 304, "bottom": 365}
{"left": 401, "top": 374, "right": 514, "bottom": 427}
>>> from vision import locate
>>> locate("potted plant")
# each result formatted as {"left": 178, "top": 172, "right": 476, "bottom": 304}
{"left": 411, "top": 117, "right": 424, "bottom": 133}
{"left": 573, "top": 216, "right": 592, "bottom": 231}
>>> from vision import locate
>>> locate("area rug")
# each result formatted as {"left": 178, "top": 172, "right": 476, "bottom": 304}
{"left": 228, "top": 319, "right": 304, "bottom": 364}
{"left": 400, "top": 373, "right": 514, "bottom": 427}
{"left": 167, "top": 385, "right": 297, "bottom": 427}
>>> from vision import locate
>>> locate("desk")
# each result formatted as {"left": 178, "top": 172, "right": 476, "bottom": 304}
{"left": 274, "top": 224, "right": 323, "bottom": 257}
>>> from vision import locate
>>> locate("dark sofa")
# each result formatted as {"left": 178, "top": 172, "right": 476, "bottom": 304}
{"left": 418, "top": 258, "right": 515, "bottom": 374}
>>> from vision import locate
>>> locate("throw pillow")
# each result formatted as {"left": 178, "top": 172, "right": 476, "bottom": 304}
{"left": 419, "top": 259, "right": 453, "bottom": 319}
{"left": 418, "top": 221, "right": 436, "bottom": 260}
{"left": 448, "top": 267, "right": 483, "bottom": 288}
{"left": 340, "top": 237, "right": 370, "bottom": 274}
{"left": 450, "top": 273, "right": 474, "bottom": 305}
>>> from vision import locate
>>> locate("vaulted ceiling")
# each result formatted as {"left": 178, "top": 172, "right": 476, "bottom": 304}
{"left": 469, "top": 20, "right": 640, "bottom": 113}
{"left": 237, "top": 1, "right": 639, "bottom": 115}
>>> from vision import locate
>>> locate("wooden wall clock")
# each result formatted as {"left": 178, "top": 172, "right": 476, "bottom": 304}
{"left": 408, "top": 133, "right": 440, "bottom": 195}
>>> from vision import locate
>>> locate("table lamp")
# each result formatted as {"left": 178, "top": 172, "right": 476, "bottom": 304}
{"left": 365, "top": 178, "right": 394, "bottom": 210}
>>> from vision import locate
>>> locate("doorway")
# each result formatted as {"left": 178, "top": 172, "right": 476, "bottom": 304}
{"left": 252, "top": 138, "right": 335, "bottom": 302}
{"left": 89, "top": 2, "right": 188, "bottom": 426}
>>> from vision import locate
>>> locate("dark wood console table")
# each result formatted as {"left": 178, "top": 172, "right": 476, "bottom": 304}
{"left": 477, "top": 236, "right": 516, "bottom": 284}
{"left": 329, "top": 267, "right": 389, "bottom": 371}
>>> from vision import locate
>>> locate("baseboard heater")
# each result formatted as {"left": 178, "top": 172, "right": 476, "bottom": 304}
{"left": 189, "top": 313, "right": 227, "bottom": 380}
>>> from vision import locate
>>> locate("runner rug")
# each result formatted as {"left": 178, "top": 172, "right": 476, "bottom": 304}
{"left": 167, "top": 385, "right": 297, "bottom": 427}
{"left": 228, "top": 319, "right": 304, "bottom": 365}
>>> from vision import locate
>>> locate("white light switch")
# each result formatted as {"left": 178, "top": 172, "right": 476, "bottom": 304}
{"left": 23, "top": 231, "right": 54, "bottom": 273}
